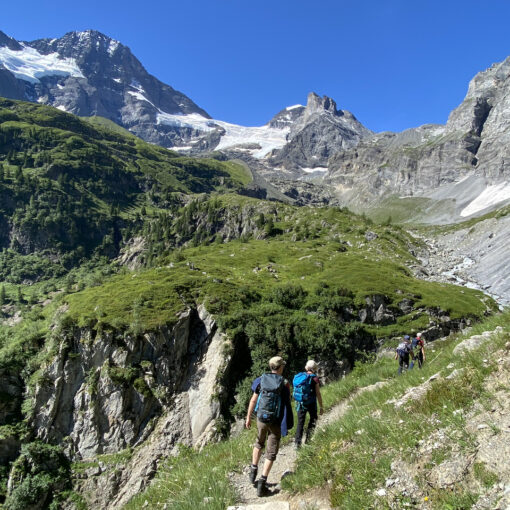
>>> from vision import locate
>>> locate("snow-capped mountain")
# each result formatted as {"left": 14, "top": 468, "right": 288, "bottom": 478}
{"left": 0, "top": 30, "right": 372, "bottom": 177}
{"left": 0, "top": 29, "right": 210, "bottom": 147}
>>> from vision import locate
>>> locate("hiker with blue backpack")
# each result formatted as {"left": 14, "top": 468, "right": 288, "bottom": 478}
{"left": 395, "top": 335, "right": 414, "bottom": 375}
{"left": 293, "top": 360, "right": 323, "bottom": 449}
{"left": 245, "top": 356, "right": 293, "bottom": 497}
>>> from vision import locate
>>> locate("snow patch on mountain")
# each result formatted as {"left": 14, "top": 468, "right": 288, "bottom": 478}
{"left": 214, "top": 121, "right": 290, "bottom": 158}
{"left": 460, "top": 182, "right": 510, "bottom": 217}
{"left": 127, "top": 90, "right": 155, "bottom": 107}
{"left": 108, "top": 40, "right": 120, "bottom": 56}
{"left": 0, "top": 43, "right": 83, "bottom": 83}
{"left": 156, "top": 112, "right": 216, "bottom": 132}
{"left": 156, "top": 112, "right": 290, "bottom": 158}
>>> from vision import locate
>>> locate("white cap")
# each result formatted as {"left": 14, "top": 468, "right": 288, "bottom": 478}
{"left": 269, "top": 356, "right": 286, "bottom": 370}
{"left": 305, "top": 360, "right": 318, "bottom": 372}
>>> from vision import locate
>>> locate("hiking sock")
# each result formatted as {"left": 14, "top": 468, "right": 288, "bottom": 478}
{"left": 249, "top": 464, "right": 258, "bottom": 484}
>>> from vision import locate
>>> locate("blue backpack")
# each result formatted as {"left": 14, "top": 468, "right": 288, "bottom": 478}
{"left": 255, "top": 373, "right": 284, "bottom": 423}
{"left": 293, "top": 372, "right": 316, "bottom": 405}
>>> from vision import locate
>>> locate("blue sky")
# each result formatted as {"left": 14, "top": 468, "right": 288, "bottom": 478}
{"left": 3, "top": 0, "right": 510, "bottom": 132}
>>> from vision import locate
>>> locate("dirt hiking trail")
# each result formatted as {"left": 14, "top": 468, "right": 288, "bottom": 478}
{"left": 228, "top": 380, "right": 388, "bottom": 510}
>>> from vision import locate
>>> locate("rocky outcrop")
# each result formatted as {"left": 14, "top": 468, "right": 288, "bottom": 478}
{"left": 452, "top": 326, "right": 504, "bottom": 355}
{"left": 358, "top": 295, "right": 396, "bottom": 325}
{"left": 267, "top": 178, "right": 337, "bottom": 205}
{"left": 21, "top": 304, "right": 230, "bottom": 508}
{"left": 31, "top": 306, "right": 229, "bottom": 457}
{"left": 445, "top": 57, "right": 510, "bottom": 182}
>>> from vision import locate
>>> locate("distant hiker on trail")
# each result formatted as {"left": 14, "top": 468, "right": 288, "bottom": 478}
{"left": 245, "top": 356, "right": 293, "bottom": 497}
{"left": 410, "top": 332, "right": 426, "bottom": 369}
{"left": 395, "top": 335, "right": 413, "bottom": 375}
{"left": 293, "top": 359, "right": 323, "bottom": 449}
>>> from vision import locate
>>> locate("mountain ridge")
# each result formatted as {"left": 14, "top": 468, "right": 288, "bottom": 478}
{"left": 0, "top": 30, "right": 373, "bottom": 177}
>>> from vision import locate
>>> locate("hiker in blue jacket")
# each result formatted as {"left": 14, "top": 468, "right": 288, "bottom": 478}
{"left": 395, "top": 335, "right": 413, "bottom": 374}
{"left": 293, "top": 360, "right": 323, "bottom": 449}
{"left": 245, "top": 356, "right": 293, "bottom": 496}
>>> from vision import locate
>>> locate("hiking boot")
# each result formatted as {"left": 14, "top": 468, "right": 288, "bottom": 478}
{"left": 257, "top": 478, "right": 267, "bottom": 497}
{"left": 293, "top": 442, "right": 301, "bottom": 451}
{"left": 248, "top": 465, "right": 258, "bottom": 485}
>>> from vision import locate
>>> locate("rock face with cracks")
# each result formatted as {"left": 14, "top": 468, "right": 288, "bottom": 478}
{"left": 25, "top": 304, "right": 230, "bottom": 509}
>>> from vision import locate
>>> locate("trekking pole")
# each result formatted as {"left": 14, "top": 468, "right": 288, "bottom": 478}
{"left": 427, "top": 351, "right": 442, "bottom": 365}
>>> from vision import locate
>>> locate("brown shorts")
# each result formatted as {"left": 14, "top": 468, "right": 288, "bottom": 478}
{"left": 254, "top": 420, "right": 281, "bottom": 461}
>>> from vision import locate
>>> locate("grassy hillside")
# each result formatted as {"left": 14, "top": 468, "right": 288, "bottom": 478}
{"left": 57, "top": 195, "right": 495, "bottom": 425}
{"left": 122, "top": 310, "right": 510, "bottom": 510}
{"left": 0, "top": 97, "right": 251, "bottom": 279}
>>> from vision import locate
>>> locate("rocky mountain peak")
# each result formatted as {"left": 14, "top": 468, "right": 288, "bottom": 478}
{"left": 305, "top": 92, "right": 339, "bottom": 116}
{"left": 0, "top": 29, "right": 212, "bottom": 145}
{"left": 267, "top": 92, "right": 372, "bottom": 173}
{"left": 0, "top": 31, "right": 22, "bottom": 51}
{"left": 0, "top": 30, "right": 372, "bottom": 174}
{"left": 445, "top": 58, "right": 510, "bottom": 135}
{"left": 28, "top": 30, "right": 127, "bottom": 63}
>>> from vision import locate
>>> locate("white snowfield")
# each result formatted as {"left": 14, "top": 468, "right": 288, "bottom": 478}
{"left": 460, "top": 181, "right": 510, "bottom": 217}
{"left": 128, "top": 83, "right": 289, "bottom": 159}
{"left": 0, "top": 44, "right": 84, "bottom": 83}
{"left": 157, "top": 112, "right": 290, "bottom": 159}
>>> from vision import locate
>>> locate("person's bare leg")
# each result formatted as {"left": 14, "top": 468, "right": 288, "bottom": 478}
{"left": 262, "top": 459, "right": 273, "bottom": 477}
{"left": 252, "top": 447, "right": 262, "bottom": 466}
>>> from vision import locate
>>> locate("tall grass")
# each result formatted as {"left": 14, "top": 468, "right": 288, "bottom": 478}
{"left": 283, "top": 310, "right": 510, "bottom": 508}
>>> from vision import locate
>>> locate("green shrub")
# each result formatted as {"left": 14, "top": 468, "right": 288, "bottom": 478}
{"left": 4, "top": 442, "right": 70, "bottom": 510}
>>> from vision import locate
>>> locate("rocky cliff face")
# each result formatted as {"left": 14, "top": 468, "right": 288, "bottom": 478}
{"left": 325, "top": 58, "right": 510, "bottom": 220}
{"left": 23, "top": 304, "right": 230, "bottom": 508}
{"left": 446, "top": 57, "right": 510, "bottom": 182}
{"left": 268, "top": 92, "right": 372, "bottom": 175}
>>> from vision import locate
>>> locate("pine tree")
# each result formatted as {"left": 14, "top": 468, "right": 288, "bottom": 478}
{"left": 0, "top": 285, "right": 6, "bottom": 305}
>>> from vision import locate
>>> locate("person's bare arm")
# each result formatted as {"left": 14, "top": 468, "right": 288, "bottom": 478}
{"left": 245, "top": 392, "right": 258, "bottom": 428}
{"left": 315, "top": 383, "right": 324, "bottom": 415}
